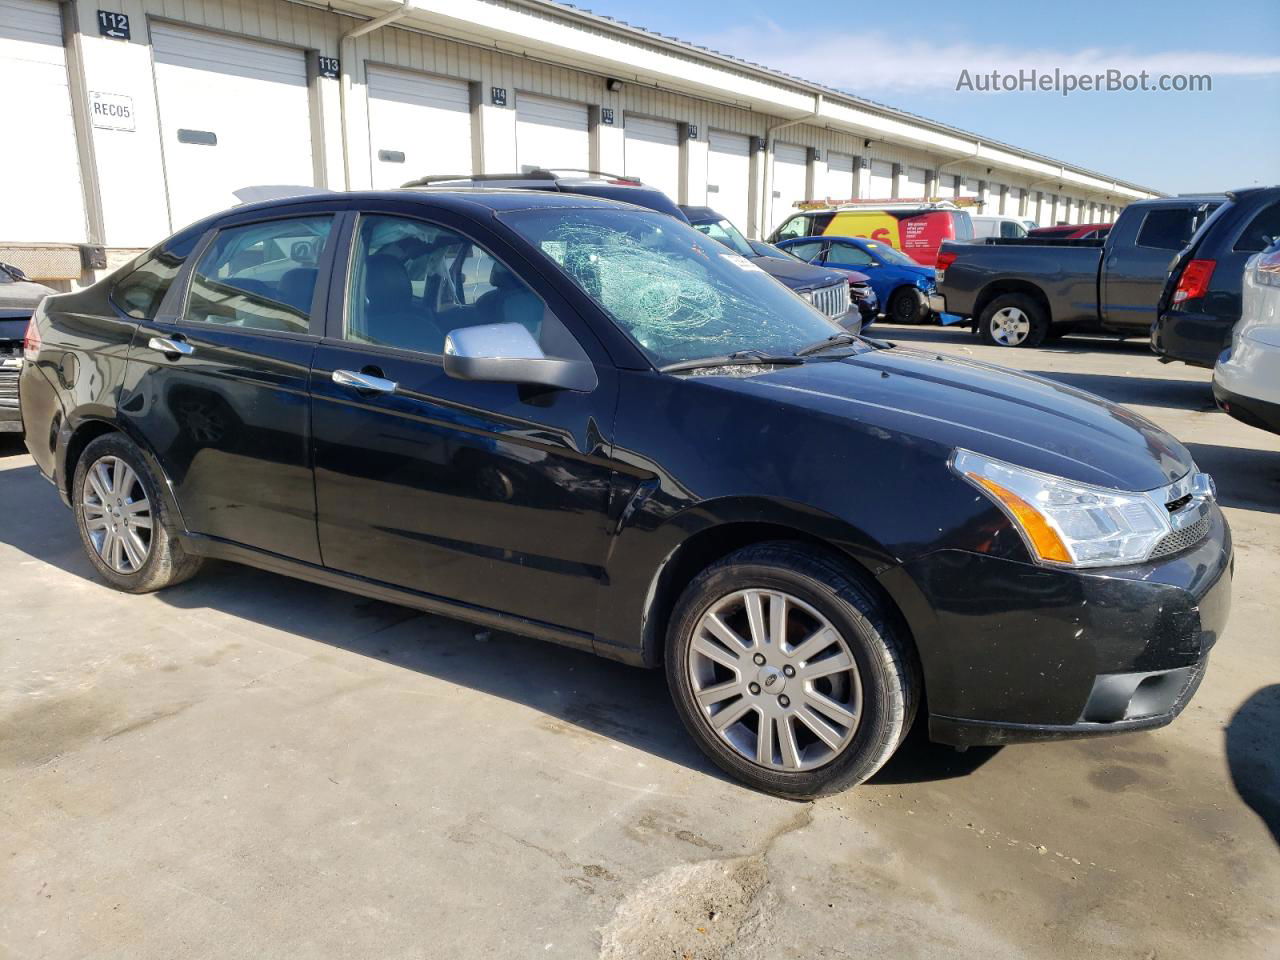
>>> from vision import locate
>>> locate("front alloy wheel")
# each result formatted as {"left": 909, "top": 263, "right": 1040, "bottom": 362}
{"left": 687, "top": 589, "right": 862, "bottom": 771}
{"left": 667, "top": 543, "right": 918, "bottom": 798}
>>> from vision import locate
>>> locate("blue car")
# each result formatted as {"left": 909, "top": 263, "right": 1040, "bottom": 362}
{"left": 777, "top": 235, "right": 958, "bottom": 325}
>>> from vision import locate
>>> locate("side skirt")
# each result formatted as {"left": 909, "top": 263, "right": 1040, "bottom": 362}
{"left": 181, "top": 533, "right": 599, "bottom": 658}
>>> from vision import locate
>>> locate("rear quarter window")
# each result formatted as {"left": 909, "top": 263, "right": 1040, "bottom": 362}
{"left": 1233, "top": 201, "right": 1280, "bottom": 253}
{"left": 109, "top": 231, "right": 202, "bottom": 320}
{"left": 951, "top": 213, "right": 974, "bottom": 241}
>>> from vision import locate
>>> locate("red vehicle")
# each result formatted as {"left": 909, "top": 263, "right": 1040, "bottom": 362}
{"left": 1027, "top": 222, "right": 1113, "bottom": 241}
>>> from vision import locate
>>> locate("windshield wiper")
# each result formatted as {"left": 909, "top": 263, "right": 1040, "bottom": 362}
{"left": 660, "top": 349, "right": 805, "bottom": 374}
{"left": 794, "top": 332, "right": 860, "bottom": 357}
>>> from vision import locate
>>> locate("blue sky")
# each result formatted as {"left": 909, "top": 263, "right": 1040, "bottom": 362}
{"left": 574, "top": 0, "right": 1280, "bottom": 194}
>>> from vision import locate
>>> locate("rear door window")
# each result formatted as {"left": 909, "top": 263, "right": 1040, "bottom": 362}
{"left": 951, "top": 213, "right": 974, "bottom": 241}
{"left": 1136, "top": 208, "right": 1195, "bottom": 250}
{"left": 1233, "top": 201, "right": 1280, "bottom": 253}
{"left": 183, "top": 216, "right": 333, "bottom": 334}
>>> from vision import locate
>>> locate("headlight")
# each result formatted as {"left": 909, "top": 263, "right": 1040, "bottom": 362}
{"left": 952, "top": 449, "right": 1172, "bottom": 568}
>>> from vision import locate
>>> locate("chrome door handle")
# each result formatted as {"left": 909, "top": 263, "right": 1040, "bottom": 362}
{"left": 148, "top": 336, "right": 194, "bottom": 356}
{"left": 332, "top": 369, "right": 397, "bottom": 393}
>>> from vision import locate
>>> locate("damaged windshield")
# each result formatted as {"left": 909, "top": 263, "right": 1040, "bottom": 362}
{"left": 501, "top": 208, "right": 843, "bottom": 369}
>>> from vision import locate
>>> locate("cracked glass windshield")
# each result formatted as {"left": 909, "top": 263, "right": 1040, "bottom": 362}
{"left": 502, "top": 208, "right": 843, "bottom": 368}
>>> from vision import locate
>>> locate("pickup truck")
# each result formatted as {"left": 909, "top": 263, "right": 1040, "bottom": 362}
{"left": 933, "top": 196, "right": 1223, "bottom": 348}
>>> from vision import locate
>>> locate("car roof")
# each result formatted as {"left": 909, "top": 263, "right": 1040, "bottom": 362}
{"left": 220, "top": 187, "right": 650, "bottom": 220}
{"left": 679, "top": 205, "right": 723, "bottom": 222}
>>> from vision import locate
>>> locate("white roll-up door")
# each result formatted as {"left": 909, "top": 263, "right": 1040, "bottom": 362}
{"left": 823, "top": 151, "right": 854, "bottom": 202}
{"left": 868, "top": 159, "right": 893, "bottom": 199}
{"left": 1007, "top": 187, "right": 1023, "bottom": 218}
{"left": 623, "top": 116, "right": 679, "bottom": 202}
{"left": 984, "top": 182, "right": 1005, "bottom": 214}
{"left": 706, "top": 130, "right": 751, "bottom": 230}
{"left": 367, "top": 67, "right": 471, "bottom": 189}
{"left": 902, "top": 167, "right": 927, "bottom": 199}
{"left": 152, "top": 23, "right": 314, "bottom": 231}
{"left": 0, "top": 0, "right": 86, "bottom": 243}
{"left": 516, "top": 93, "right": 589, "bottom": 172}
{"left": 961, "top": 177, "right": 980, "bottom": 201}
{"left": 770, "top": 143, "right": 808, "bottom": 232}
{"left": 1039, "top": 193, "right": 1056, "bottom": 224}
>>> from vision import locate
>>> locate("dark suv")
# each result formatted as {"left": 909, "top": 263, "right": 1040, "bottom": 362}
{"left": 20, "top": 189, "right": 1232, "bottom": 798}
{"left": 1153, "top": 186, "right": 1280, "bottom": 367}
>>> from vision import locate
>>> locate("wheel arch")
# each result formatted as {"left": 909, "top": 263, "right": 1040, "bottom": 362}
{"left": 60, "top": 414, "right": 188, "bottom": 532}
{"left": 635, "top": 508, "right": 919, "bottom": 684}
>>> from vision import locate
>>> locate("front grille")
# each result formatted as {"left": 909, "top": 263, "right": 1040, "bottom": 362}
{"left": 0, "top": 368, "right": 18, "bottom": 407}
{"left": 809, "top": 282, "right": 850, "bottom": 319}
{"left": 1150, "top": 515, "right": 1210, "bottom": 559}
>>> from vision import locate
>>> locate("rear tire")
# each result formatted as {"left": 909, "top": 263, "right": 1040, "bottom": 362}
{"left": 73, "top": 433, "right": 203, "bottom": 593}
{"left": 666, "top": 542, "right": 918, "bottom": 799}
{"left": 888, "top": 287, "right": 929, "bottom": 325}
{"left": 978, "top": 293, "right": 1049, "bottom": 348}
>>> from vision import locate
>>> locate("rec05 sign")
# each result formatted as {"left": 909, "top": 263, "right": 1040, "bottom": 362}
{"left": 89, "top": 91, "right": 135, "bottom": 132}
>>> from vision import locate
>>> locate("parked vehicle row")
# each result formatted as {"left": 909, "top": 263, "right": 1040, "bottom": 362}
{"left": 932, "top": 187, "right": 1280, "bottom": 370}
{"left": 932, "top": 195, "right": 1223, "bottom": 348}
{"left": 18, "top": 186, "right": 1233, "bottom": 798}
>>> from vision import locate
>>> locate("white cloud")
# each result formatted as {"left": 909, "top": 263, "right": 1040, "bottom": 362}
{"left": 703, "top": 21, "right": 1280, "bottom": 94}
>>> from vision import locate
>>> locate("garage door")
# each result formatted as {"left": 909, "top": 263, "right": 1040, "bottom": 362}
{"left": 367, "top": 67, "right": 471, "bottom": 189}
{"left": 902, "top": 166, "right": 927, "bottom": 199}
{"left": 961, "top": 177, "right": 980, "bottom": 201}
{"left": 516, "top": 93, "right": 589, "bottom": 173}
{"left": 868, "top": 159, "right": 893, "bottom": 199}
{"left": 1039, "top": 193, "right": 1056, "bottom": 224}
{"left": 823, "top": 152, "right": 854, "bottom": 202}
{"left": 1007, "top": 187, "right": 1023, "bottom": 219}
{"left": 624, "top": 116, "right": 679, "bottom": 202}
{"left": 0, "top": 0, "right": 86, "bottom": 243}
{"left": 706, "top": 130, "right": 750, "bottom": 230}
{"left": 770, "top": 143, "right": 808, "bottom": 232}
{"left": 152, "top": 23, "right": 315, "bottom": 231}
{"left": 984, "top": 182, "right": 1005, "bottom": 215}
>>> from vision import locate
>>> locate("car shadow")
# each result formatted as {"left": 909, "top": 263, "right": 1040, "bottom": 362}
{"left": 1225, "top": 684, "right": 1280, "bottom": 847}
{"left": 1182, "top": 442, "right": 1280, "bottom": 514}
{"left": 0, "top": 456, "right": 985, "bottom": 789}
{"left": 878, "top": 324, "right": 1153, "bottom": 356}
{"left": 0, "top": 435, "right": 28, "bottom": 458}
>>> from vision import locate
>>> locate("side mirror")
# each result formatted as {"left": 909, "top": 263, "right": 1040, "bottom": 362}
{"left": 443, "top": 322, "right": 597, "bottom": 392}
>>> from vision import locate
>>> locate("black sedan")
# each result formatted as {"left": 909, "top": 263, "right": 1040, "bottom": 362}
{"left": 19, "top": 189, "right": 1231, "bottom": 798}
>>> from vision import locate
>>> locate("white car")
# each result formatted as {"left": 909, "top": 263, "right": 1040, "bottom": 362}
{"left": 1213, "top": 240, "right": 1280, "bottom": 435}
{"left": 970, "top": 215, "right": 1029, "bottom": 240}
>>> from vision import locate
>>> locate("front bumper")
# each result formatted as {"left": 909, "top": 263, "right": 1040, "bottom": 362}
{"left": 879, "top": 503, "right": 1232, "bottom": 747}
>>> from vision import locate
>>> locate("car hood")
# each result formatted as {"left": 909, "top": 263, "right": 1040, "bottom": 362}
{"left": 750, "top": 255, "right": 846, "bottom": 292}
{"left": 716, "top": 346, "right": 1193, "bottom": 491}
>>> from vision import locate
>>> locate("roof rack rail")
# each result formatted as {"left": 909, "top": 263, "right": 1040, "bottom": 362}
{"left": 401, "top": 168, "right": 645, "bottom": 189}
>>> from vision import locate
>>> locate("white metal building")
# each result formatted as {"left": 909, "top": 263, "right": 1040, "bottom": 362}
{"left": 0, "top": 0, "right": 1159, "bottom": 285}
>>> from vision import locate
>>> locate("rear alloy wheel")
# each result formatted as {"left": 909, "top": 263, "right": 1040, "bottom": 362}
{"left": 978, "top": 293, "right": 1049, "bottom": 348}
{"left": 888, "top": 287, "right": 929, "bottom": 325}
{"left": 74, "top": 433, "right": 203, "bottom": 593}
{"left": 667, "top": 543, "right": 918, "bottom": 799}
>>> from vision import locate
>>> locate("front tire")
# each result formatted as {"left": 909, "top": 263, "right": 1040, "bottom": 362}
{"left": 73, "top": 433, "right": 203, "bottom": 593}
{"left": 888, "top": 287, "right": 929, "bottom": 325}
{"left": 978, "top": 293, "right": 1049, "bottom": 348}
{"left": 666, "top": 543, "right": 918, "bottom": 799}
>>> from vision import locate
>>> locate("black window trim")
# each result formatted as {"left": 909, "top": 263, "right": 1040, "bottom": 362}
{"left": 171, "top": 209, "right": 344, "bottom": 342}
